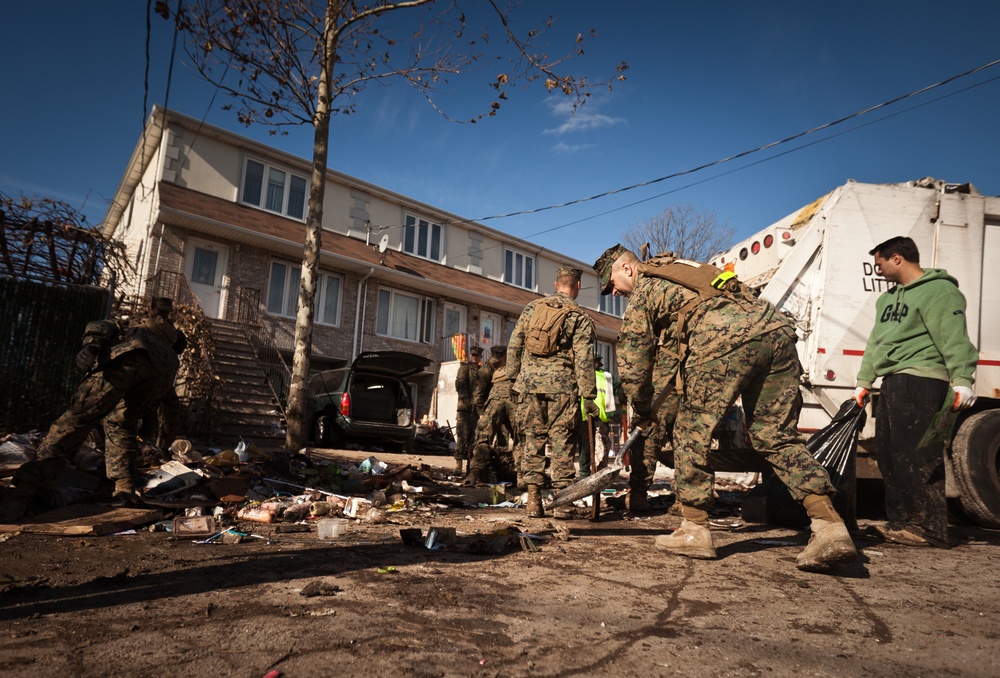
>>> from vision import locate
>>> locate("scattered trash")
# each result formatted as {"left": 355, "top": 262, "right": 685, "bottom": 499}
{"left": 140, "top": 461, "right": 200, "bottom": 498}
{"left": 424, "top": 526, "right": 456, "bottom": 549}
{"left": 317, "top": 518, "right": 348, "bottom": 540}
{"left": 173, "top": 515, "right": 216, "bottom": 538}
{"left": 358, "top": 456, "right": 388, "bottom": 475}
{"left": 376, "top": 566, "right": 398, "bottom": 574}
{"left": 399, "top": 528, "right": 423, "bottom": 546}
{"left": 0, "top": 432, "right": 40, "bottom": 475}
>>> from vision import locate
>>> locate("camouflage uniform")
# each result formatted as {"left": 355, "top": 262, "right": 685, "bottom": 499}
{"left": 507, "top": 290, "right": 597, "bottom": 488}
{"left": 607, "top": 256, "right": 835, "bottom": 510}
{"left": 473, "top": 359, "right": 494, "bottom": 416}
{"left": 35, "top": 313, "right": 183, "bottom": 482}
{"left": 454, "top": 349, "right": 483, "bottom": 463}
{"left": 469, "top": 359, "right": 521, "bottom": 478}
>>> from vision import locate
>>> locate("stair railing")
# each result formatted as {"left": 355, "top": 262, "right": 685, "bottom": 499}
{"left": 236, "top": 283, "right": 291, "bottom": 416}
{"left": 143, "top": 269, "right": 220, "bottom": 441}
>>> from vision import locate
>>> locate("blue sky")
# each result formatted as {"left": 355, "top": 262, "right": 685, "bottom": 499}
{"left": 3, "top": 1, "right": 1000, "bottom": 267}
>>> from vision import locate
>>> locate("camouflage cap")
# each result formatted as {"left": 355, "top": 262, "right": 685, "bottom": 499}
{"left": 152, "top": 297, "right": 174, "bottom": 313}
{"left": 470, "top": 345, "right": 484, "bottom": 356}
{"left": 593, "top": 244, "right": 629, "bottom": 295}
{"left": 556, "top": 265, "right": 583, "bottom": 280}
{"left": 490, "top": 345, "right": 507, "bottom": 359}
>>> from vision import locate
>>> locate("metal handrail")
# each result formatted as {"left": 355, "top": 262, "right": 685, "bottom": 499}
{"left": 236, "top": 283, "right": 291, "bottom": 415}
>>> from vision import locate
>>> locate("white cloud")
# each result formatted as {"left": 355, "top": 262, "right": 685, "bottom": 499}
{"left": 543, "top": 95, "right": 625, "bottom": 136}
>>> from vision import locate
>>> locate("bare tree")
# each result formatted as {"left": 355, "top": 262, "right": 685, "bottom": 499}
{"left": 159, "top": 0, "right": 627, "bottom": 451}
{"left": 621, "top": 204, "right": 735, "bottom": 263}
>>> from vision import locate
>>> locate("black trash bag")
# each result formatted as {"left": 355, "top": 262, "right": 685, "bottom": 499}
{"left": 743, "top": 399, "right": 866, "bottom": 531}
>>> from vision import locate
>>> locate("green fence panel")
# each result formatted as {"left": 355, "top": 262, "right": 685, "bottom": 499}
{"left": 0, "top": 277, "right": 110, "bottom": 433}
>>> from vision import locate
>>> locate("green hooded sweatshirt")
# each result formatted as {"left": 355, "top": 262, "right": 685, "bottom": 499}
{"left": 857, "top": 268, "right": 978, "bottom": 389}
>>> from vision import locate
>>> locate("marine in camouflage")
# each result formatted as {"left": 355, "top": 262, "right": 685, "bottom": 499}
{"left": 595, "top": 246, "right": 835, "bottom": 509}
{"left": 454, "top": 347, "right": 483, "bottom": 460}
{"left": 507, "top": 280, "right": 597, "bottom": 488}
{"left": 469, "top": 361, "right": 521, "bottom": 477}
{"left": 35, "top": 303, "right": 184, "bottom": 482}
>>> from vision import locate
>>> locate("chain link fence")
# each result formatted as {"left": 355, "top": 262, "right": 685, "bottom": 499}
{"left": 0, "top": 276, "right": 110, "bottom": 433}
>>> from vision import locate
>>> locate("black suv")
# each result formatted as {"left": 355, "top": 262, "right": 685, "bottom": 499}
{"left": 308, "top": 351, "right": 432, "bottom": 452}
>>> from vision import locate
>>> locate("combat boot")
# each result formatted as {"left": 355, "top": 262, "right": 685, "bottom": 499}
{"left": 462, "top": 468, "right": 481, "bottom": 486}
{"left": 628, "top": 488, "right": 650, "bottom": 512}
{"left": 112, "top": 478, "right": 137, "bottom": 506}
{"left": 526, "top": 484, "right": 544, "bottom": 518}
{"left": 795, "top": 494, "right": 857, "bottom": 572}
{"left": 453, "top": 457, "right": 465, "bottom": 475}
{"left": 654, "top": 505, "right": 716, "bottom": 559}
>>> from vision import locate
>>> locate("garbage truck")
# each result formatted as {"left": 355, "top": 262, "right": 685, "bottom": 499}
{"left": 709, "top": 177, "right": 1000, "bottom": 528}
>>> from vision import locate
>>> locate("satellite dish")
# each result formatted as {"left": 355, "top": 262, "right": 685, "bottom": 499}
{"left": 378, "top": 234, "right": 389, "bottom": 254}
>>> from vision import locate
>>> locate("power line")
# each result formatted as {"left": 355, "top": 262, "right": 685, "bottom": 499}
{"left": 517, "top": 71, "right": 1000, "bottom": 242}
{"left": 473, "top": 56, "right": 1000, "bottom": 224}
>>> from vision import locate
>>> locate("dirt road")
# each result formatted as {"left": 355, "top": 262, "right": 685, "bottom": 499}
{"left": 1, "top": 453, "right": 998, "bottom": 677}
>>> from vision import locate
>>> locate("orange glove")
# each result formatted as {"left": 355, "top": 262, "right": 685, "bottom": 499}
{"left": 851, "top": 387, "right": 869, "bottom": 408}
{"left": 952, "top": 386, "right": 976, "bottom": 411}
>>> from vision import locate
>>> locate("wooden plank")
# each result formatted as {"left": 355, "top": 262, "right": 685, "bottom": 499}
{"left": 0, "top": 504, "right": 162, "bottom": 536}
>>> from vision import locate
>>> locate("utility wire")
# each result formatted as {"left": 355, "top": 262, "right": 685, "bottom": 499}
{"left": 473, "top": 56, "right": 1000, "bottom": 223}
{"left": 518, "top": 71, "right": 1000, "bottom": 242}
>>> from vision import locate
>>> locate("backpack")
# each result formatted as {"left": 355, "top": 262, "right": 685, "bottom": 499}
{"left": 637, "top": 256, "right": 741, "bottom": 344}
{"left": 525, "top": 298, "right": 575, "bottom": 357}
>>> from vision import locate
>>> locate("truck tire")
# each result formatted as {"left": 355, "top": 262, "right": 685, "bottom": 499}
{"left": 951, "top": 410, "right": 1000, "bottom": 529}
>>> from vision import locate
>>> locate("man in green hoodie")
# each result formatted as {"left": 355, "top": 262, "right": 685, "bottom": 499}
{"left": 853, "top": 236, "right": 979, "bottom": 548}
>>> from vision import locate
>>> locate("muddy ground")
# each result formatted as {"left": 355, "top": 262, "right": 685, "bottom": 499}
{"left": 1, "top": 450, "right": 998, "bottom": 678}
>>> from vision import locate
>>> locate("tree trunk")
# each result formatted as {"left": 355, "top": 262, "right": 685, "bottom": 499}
{"left": 284, "top": 3, "right": 338, "bottom": 452}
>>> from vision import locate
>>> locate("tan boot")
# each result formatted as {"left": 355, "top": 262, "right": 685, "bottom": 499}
{"left": 112, "top": 478, "right": 136, "bottom": 505}
{"left": 526, "top": 484, "right": 544, "bottom": 518}
{"left": 654, "top": 505, "right": 716, "bottom": 559}
{"left": 628, "top": 489, "right": 650, "bottom": 512}
{"left": 796, "top": 494, "right": 857, "bottom": 572}
{"left": 453, "top": 457, "right": 465, "bottom": 475}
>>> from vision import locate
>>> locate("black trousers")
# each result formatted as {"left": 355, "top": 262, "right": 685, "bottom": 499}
{"left": 875, "top": 374, "right": 950, "bottom": 546}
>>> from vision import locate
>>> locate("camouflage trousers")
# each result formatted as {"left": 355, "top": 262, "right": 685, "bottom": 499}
{"left": 673, "top": 329, "right": 834, "bottom": 509}
{"left": 518, "top": 393, "right": 580, "bottom": 488}
{"left": 37, "top": 351, "right": 173, "bottom": 481}
{"left": 454, "top": 406, "right": 478, "bottom": 460}
{"left": 628, "top": 390, "right": 679, "bottom": 492}
{"left": 470, "top": 397, "right": 521, "bottom": 475}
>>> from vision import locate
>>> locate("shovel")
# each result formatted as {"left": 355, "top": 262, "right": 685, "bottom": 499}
{"left": 546, "top": 425, "right": 646, "bottom": 509}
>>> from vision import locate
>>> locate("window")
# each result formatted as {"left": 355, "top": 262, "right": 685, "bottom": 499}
{"left": 241, "top": 158, "right": 308, "bottom": 220}
{"left": 600, "top": 293, "right": 627, "bottom": 317}
{"left": 377, "top": 288, "right": 435, "bottom": 343}
{"left": 403, "top": 214, "right": 443, "bottom": 261}
{"left": 504, "top": 247, "right": 534, "bottom": 290}
{"left": 266, "top": 261, "right": 342, "bottom": 325}
{"left": 596, "top": 341, "right": 615, "bottom": 375}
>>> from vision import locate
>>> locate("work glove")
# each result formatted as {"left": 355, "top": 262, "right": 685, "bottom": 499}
{"left": 851, "top": 387, "right": 869, "bottom": 408}
{"left": 582, "top": 398, "right": 601, "bottom": 419}
{"left": 75, "top": 344, "right": 99, "bottom": 372}
{"left": 952, "top": 385, "right": 977, "bottom": 412}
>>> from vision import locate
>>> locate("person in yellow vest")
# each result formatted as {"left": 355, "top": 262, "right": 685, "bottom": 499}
{"left": 578, "top": 355, "right": 620, "bottom": 477}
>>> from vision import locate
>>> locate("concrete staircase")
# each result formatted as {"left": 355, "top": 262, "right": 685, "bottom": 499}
{"left": 205, "top": 318, "right": 285, "bottom": 447}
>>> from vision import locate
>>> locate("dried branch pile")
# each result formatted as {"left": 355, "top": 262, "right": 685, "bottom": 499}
{"left": 0, "top": 192, "right": 130, "bottom": 285}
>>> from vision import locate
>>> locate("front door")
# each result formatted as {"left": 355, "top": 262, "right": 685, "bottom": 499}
{"left": 479, "top": 311, "right": 501, "bottom": 356}
{"left": 183, "top": 238, "right": 229, "bottom": 318}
